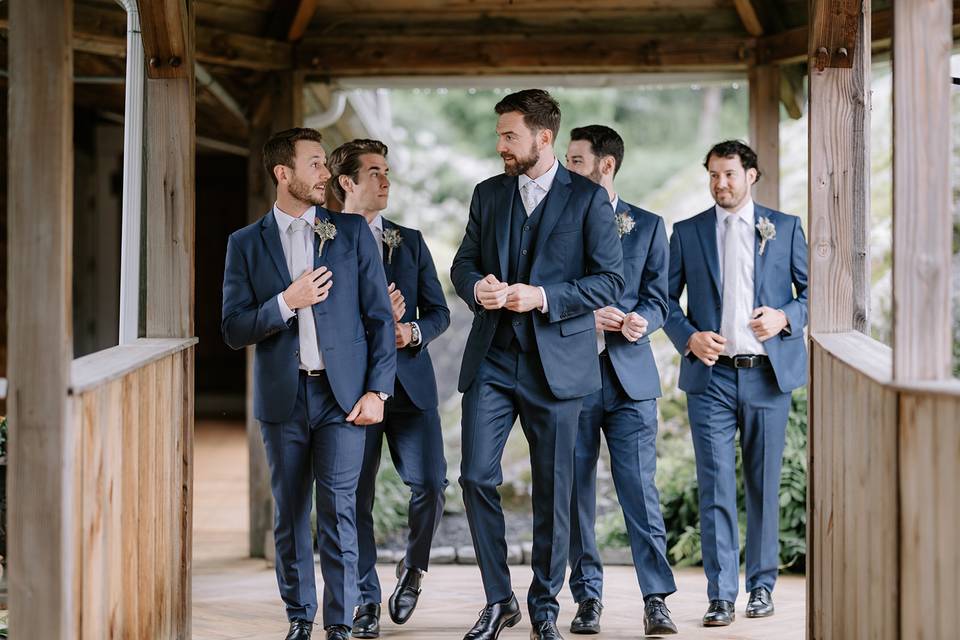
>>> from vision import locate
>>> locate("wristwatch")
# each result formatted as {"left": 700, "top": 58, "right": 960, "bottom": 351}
{"left": 375, "top": 391, "right": 390, "bottom": 402}
{"left": 409, "top": 322, "right": 421, "bottom": 346}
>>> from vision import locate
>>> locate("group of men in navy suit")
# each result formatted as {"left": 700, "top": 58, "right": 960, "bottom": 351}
{"left": 221, "top": 88, "right": 808, "bottom": 640}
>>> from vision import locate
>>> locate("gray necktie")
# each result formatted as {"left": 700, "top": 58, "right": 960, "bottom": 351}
{"left": 720, "top": 215, "right": 739, "bottom": 356}
{"left": 521, "top": 180, "right": 540, "bottom": 215}
{"left": 289, "top": 218, "right": 323, "bottom": 370}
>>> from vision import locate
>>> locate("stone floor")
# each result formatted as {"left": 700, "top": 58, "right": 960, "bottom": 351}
{"left": 192, "top": 420, "right": 805, "bottom": 640}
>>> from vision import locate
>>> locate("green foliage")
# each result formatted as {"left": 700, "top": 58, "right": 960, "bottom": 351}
{"left": 372, "top": 460, "right": 410, "bottom": 544}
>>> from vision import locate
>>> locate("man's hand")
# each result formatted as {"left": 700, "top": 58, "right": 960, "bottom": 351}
{"left": 688, "top": 331, "right": 727, "bottom": 366}
{"left": 749, "top": 306, "right": 788, "bottom": 342}
{"left": 396, "top": 322, "right": 413, "bottom": 348}
{"left": 476, "top": 274, "right": 509, "bottom": 310}
{"left": 504, "top": 283, "right": 544, "bottom": 313}
{"left": 621, "top": 312, "right": 648, "bottom": 343}
{"left": 594, "top": 306, "right": 625, "bottom": 332}
{"left": 346, "top": 392, "right": 384, "bottom": 426}
{"left": 282, "top": 267, "right": 333, "bottom": 310}
{"left": 388, "top": 282, "right": 406, "bottom": 321}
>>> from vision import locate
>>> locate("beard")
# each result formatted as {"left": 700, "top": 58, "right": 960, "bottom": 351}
{"left": 713, "top": 186, "right": 746, "bottom": 210}
{"left": 587, "top": 165, "right": 603, "bottom": 185}
{"left": 501, "top": 141, "right": 540, "bottom": 177}
{"left": 288, "top": 173, "right": 325, "bottom": 207}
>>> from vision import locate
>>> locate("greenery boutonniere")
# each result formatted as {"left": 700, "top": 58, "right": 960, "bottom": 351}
{"left": 756, "top": 216, "right": 776, "bottom": 256}
{"left": 383, "top": 228, "right": 402, "bottom": 264}
{"left": 314, "top": 218, "right": 337, "bottom": 257}
{"left": 615, "top": 211, "right": 636, "bottom": 238}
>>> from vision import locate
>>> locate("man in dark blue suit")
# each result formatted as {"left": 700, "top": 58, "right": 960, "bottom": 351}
{"left": 221, "top": 128, "right": 396, "bottom": 640}
{"left": 664, "top": 140, "right": 808, "bottom": 627}
{"left": 325, "top": 139, "right": 450, "bottom": 638}
{"left": 562, "top": 126, "right": 677, "bottom": 636}
{"left": 451, "top": 90, "right": 624, "bottom": 640}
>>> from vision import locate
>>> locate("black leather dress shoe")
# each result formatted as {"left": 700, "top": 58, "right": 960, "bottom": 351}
{"left": 285, "top": 619, "right": 313, "bottom": 640}
{"left": 388, "top": 560, "right": 423, "bottom": 625}
{"left": 643, "top": 596, "right": 678, "bottom": 635}
{"left": 463, "top": 593, "right": 522, "bottom": 640}
{"left": 530, "top": 620, "right": 564, "bottom": 639}
{"left": 352, "top": 603, "right": 381, "bottom": 638}
{"left": 745, "top": 587, "right": 774, "bottom": 618}
{"left": 569, "top": 598, "right": 602, "bottom": 634}
{"left": 702, "top": 600, "right": 735, "bottom": 627}
{"left": 325, "top": 625, "right": 351, "bottom": 640}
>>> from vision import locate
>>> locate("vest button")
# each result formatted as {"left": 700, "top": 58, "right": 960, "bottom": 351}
{"left": 521, "top": 249, "right": 528, "bottom": 255}
{"left": 524, "top": 225, "right": 530, "bottom": 231}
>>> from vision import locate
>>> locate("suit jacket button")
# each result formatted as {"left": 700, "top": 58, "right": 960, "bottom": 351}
{"left": 294, "top": 350, "right": 299, "bottom": 357}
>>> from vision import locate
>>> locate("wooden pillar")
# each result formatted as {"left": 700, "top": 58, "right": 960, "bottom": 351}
{"left": 7, "top": 0, "right": 78, "bottom": 637}
{"left": 748, "top": 64, "right": 781, "bottom": 209}
{"left": 246, "top": 72, "right": 304, "bottom": 558}
{"left": 891, "top": 0, "right": 953, "bottom": 381}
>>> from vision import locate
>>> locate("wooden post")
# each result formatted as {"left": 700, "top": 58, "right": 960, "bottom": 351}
{"left": 7, "top": 0, "right": 78, "bottom": 637}
{"left": 748, "top": 64, "right": 781, "bottom": 209}
{"left": 246, "top": 72, "right": 304, "bottom": 558}
{"left": 891, "top": 0, "right": 953, "bottom": 381}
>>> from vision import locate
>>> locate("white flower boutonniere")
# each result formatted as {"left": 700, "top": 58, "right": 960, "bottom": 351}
{"left": 314, "top": 218, "right": 337, "bottom": 257}
{"left": 615, "top": 211, "right": 636, "bottom": 238}
{"left": 383, "top": 228, "right": 403, "bottom": 264}
{"left": 756, "top": 216, "right": 776, "bottom": 256}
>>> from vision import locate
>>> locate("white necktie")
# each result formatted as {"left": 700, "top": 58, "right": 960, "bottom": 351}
{"left": 720, "top": 216, "right": 739, "bottom": 356}
{"left": 521, "top": 181, "right": 541, "bottom": 215}
{"left": 289, "top": 218, "right": 323, "bottom": 370}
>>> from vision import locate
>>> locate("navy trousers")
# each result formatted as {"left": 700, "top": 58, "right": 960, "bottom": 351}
{"left": 356, "top": 382, "right": 448, "bottom": 604}
{"left": 568, "top": 353, "right": 676, "bottom": 602}
{"left": 686, "top": 360, "right": 791, "bottom": 602}
{"left": 459, "top": 345, "right": 583, "bottom": 623}
{"left": 260, "top": 371, "right": 366, "bottom": 627}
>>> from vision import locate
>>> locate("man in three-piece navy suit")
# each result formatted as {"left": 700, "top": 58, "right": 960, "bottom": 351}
{"left": 221, "top": 128, "right": 396, "bottom": 640}
{"left": 325, "top": 139, "right": 450, "bottom": 639}
{"left": 664, "top": 140, "right": 808, "bottom": 628}
{"left": 562, "top": 126, "right": 677, "bottom": 637}
{"left": 451, "top": 90, "right": 624, "bottom": 640}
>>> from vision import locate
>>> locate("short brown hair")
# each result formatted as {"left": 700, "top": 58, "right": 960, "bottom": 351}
{"left": 494, "top": 89, "right": 561, "bottom": 142}
{"left": 703, "top": 139, "right": 762, "bottom": 182}
{"left": 326, "top": 138, "right": 389, "bottom": 206}
{"left": 262, "top": 127, "right": 324, "bottom": 186}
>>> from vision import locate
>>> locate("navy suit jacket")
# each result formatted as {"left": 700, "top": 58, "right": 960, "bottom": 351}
{"left": 450, "top": 163, "right": 625, "bottom": 399}
{"left": 664, "top": 204, "right": 809, "bottom": 395}
{"left": 221, "top": 207, "right": 396, "bottom": 422}
{"left": 602, "top": 199, "right": 669, "bottom": 401}
{"left": 380, "top": 217, "right": 450, "bottom": 411}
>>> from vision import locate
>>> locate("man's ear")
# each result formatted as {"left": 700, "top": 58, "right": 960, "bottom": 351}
{"left": 338, "top": 174, "right": 355, "bottom": 195}
{"left": 746, "top": 167, "right": 758, "bottom": 186}
{"left": 602, "top": 156, "right": 616, "bottom": 177}
{"left": 539, "top": 128, "right": 553, "bottom": 149}
{"left": 273, "top": 164, "right": 287, "bottom": 185}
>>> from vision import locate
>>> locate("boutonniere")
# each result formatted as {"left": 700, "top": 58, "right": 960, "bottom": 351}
{"left": 382, "top": 228, "right": 402, "bottom": 264}
{"left": 314, "top": 218, "right": 337, "bottom": 257}
{"left": 756, "top": 216, "right": 776, "bottom": 256}
{"left": 614, "top": 211, "right": 636, "bottom": 238}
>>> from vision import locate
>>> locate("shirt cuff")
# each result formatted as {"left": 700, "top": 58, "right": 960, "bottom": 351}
{"left": 539, "top": 286, "right": 548, "bottom": 313}
{"left": 779, "top": 309, "right": 792, "bottom": 334}
{"left": 410, "top": 321, "right": 422, "bottom": 347}
{"left": 277, "top": 293, "right": 295, "bottom": 322}
{"left": 474, "top": 279, "right": 482, "bottom": 305}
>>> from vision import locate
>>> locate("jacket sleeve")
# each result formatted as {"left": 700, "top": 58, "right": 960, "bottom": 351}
{"left": 780, "top": 217, "right": 809, "bottom": 335}
{"left": 357, "top": 225, "right": 397, "bottom": 396}
{"left": 664, "top": 227, "right": 698, "bottom": 354}
{"left": 450, "top": 185, "right": 486, "bottom": 313}
{"left": 411, "top": 231, "right": 451, "bottom": 351}
{"left": 629, "top": 216, "right": 669, "bottom": 336}
{"left": 221, "top": 233, "right": 292, "bottom": 350}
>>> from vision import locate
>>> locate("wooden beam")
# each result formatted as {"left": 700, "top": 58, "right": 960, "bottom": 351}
{"left": 137, "top": 0, "right": 189, "bottom": 79}
{"left": 748, "top": 64, "right": 780, "bottom": 208}
{"left": 287, "top": 0, "right": 319, "bottom": 41}
{"left": 780, "top": 63, "right": 806, "bottom": 119}
{"left": 892, "top": 0, "right": 953, "bottom": 382}
{"left": 299, "top": 33, "right": 753, "bottom": 76}
{"left": 733, "top": 0, "right": 765, "bottom": 37}
{"left": 7, "top": 0, "right": 78, "bottom": 637}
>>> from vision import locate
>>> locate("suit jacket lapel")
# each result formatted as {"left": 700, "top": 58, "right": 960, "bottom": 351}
{"left": 694, "top": 209, "right": 722, "bottom": 298}
{"left": 312, "top": 206, "right": 332, "bottom": 270}
{"left": 495, "top": 175, "right": 514, "bottom": 281}
{"left": 381, "top": 218, "right": 396, "bottom": 284}
{"left": 260, "top": 211, "right": 293, "bottom": 285}
{"left": 532, "top": 165, "right": 572, "bottom": 268}
{"left": 753, "top": 205, "right": 770, "bottom": 306}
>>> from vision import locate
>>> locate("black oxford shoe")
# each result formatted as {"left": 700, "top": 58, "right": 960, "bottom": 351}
{"left": 285, "top": 619, "right": 313, "bottom": 640}
{"left": 530, "top": 620, "right": 564, "bottom": 639}
{"left": 325, "top": 625, "right": 351, "bottom": 640}
{"left": 745, "top": 587, "right": 774, "bottom": 618}
{"left": 388, "top": 560, "right": 423, "bottom": 625}
{"left": 463, "top": 593, "right": 522, "bottom": 640}
{"left": 569, "top": 598, "right": 602, "bottom": 634}
{"left": 643, "top": 596, "right": 678, "bottom": 635}
{"left": 351, "top": 602, "right": 380, "bottom": 638}
{"left": 702, "top": 599, "right": 735, "bottom": 627}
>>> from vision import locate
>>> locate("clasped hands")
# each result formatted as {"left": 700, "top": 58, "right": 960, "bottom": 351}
{"left": 687, "top": 306, "right": 788, "bottom": 366}
{"left": 595, "top": 307, "right": 648, "bottom": 342}
{"left": 476, "top": 274, "right": 543, "bottom": 313}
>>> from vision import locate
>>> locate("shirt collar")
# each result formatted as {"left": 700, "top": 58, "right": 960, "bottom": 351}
{"left": 518, "top": 157, "right": 560, "bottom": 194}
{"left": 368, "top": 213, "right": 384, "bottom": 234}
{"left": 273, "top": 203, "right": 316, "bottom": 233}
{"left": 611, "top": 195, "right": 620, "bottom": 213}
{"left": 715, "top": 198, "right": 755, "bottom": 228}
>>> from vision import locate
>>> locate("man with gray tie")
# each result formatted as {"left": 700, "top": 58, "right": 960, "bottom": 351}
{"left": 664, "top": 140, "right": 808, "bottom": 627}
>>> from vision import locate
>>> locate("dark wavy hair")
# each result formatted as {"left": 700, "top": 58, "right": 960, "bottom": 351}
{"left": 703, "top": 140, "right": 762, "bottom": 181}
{"left": 326, "top": 138, "right": 389, "bottom": 206}
{"left": 494, "top": 89, "right": 561, "bottom": 142}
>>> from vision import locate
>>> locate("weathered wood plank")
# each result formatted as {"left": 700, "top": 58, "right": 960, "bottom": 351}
{"left": 748, "top": 63, "right": 780, "bottom": 208}
{"left": 891, "top": 0, "right": 953, "bottom": 381}
{"left": 121, "top": 369, "right": 142, "bottom": 636}
{"left": 733, "top": 0, "right": 764, "bottom": 36}
{"left": 6, "top": 1, "right": 77, "bottom": 637}
{"left": 71, "top": 337, "right": 199, "bottom": 393}
{"left": 137, "top": 0, "right": 190, "bottom": 79}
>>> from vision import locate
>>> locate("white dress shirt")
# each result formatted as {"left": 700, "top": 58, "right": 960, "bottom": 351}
{"left": 273, "top": 204, "right": 325, "bottom": 370}
{"left": 716, "top": 199, "right": 765, "bottom": 356}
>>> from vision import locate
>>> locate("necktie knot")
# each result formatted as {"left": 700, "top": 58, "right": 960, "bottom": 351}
{"left": 289, "top": 217, "right": 309, "bottom": 234}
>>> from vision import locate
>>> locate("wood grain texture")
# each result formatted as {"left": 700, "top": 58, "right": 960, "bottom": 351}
{"left": 891, "top": 0, "right": 953, "bottom": 381}
{"left": 137, "top": 0, "right": 190, "bottom": 79}
{"left": 6, "top": 1, "right": 76, "bottom": 637}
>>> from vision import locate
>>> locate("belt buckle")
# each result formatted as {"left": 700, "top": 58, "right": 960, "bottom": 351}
{"left": 306, "top": 369, "right": 323, "bottom": 377}
{"left": 733, "top": 355, "right": 753, "bottom": 369}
